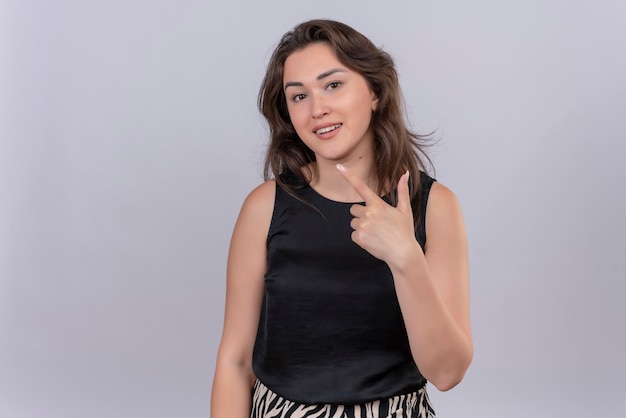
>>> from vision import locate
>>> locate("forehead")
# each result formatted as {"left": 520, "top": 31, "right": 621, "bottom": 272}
{"left": 283, "top": 43, "right": 346, "bottom": 80}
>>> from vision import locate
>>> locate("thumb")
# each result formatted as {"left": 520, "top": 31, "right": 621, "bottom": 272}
{"left": 396, "top": 170, "right": 412, "bottom": 213}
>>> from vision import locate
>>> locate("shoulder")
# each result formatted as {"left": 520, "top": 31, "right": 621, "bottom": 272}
{"left": 236, "top": 179, "right": 276, "bottom": 225}
{"left": 428, "top": 181, "right": 460, "bottom": 209}
{"left": 426, "top": 181, "right": 464, "bottom": 224}
{"left": 229, "top": 181, "right": 275, "bottom": 265}
{"left": 243, "top": 179, "right": 276, "bottom": 208}
{"left": 424, "top": 181, "right": 466, "bottom": 250}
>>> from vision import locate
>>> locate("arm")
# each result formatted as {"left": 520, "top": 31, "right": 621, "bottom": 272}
{"left": 337, "top": 166, "right": 472, "bottom": 391}
{"left": 210, "top": 180, "right": 275, "bottom": 417}
{"left": 389, "top": 182, "right": 473, "bottom": 391}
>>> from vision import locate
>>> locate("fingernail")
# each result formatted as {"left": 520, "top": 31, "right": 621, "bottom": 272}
{"left": 336, "top": 164, "right": 346, "bottom": 172}
{"left": 405, "top": 170, "right": 410, "bottom": 180}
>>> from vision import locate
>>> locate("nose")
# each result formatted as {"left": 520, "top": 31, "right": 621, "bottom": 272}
{"left": 310, "top": 93, "right": 330, "bottom": 119}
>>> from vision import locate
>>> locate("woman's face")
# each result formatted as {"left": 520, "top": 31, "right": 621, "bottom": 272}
{"left": 283, "top": 43, "right": 379, "bottom": 165}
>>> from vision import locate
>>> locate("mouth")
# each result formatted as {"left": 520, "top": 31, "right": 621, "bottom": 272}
{"left": 315, "top": 124, "right": 342, "bottom": 135}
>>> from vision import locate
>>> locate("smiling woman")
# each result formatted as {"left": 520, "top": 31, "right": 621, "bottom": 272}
{"left": 283, "top": 43, "right": 379, "bottom": 185}
{"left": 210, "top": 19, "right": 472, "bottom": 418}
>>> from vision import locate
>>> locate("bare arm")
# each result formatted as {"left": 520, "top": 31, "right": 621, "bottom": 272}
{"left": 210, "top": 180, "right": 275, "bottom": 417}
{"left": 389, "top": 182, "right": 472, "bottom": 391}
{"left": 337, "top": 166, "right": 473, "bottom": 391}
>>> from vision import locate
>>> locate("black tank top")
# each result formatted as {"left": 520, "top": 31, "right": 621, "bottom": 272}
{"left": 252, "top": 172, "right": 436, "bottom": 404}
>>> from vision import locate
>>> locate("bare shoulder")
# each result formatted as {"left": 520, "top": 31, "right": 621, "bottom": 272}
{"left": 232, "top": 179, "right": 276, "bottom": 241}
{"left": 427, "top": 181, "right": 463, "bottom": 214}
{"left": 240, "top": 179, "right": 276, "bottom": 215}
{"left": 241, "top": 180, "right": 276, "bottom": 216}
{"left": 424, "top": 181, "right": 467, "bottom": 251}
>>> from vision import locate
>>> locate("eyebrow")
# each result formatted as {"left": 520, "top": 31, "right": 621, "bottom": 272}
{"left": 284, "top": 68, "right": 347, "bottom": 90}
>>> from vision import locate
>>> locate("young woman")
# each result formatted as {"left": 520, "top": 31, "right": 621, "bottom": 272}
{"left": 211, "top": 19, "right": 472, "bottom": 418}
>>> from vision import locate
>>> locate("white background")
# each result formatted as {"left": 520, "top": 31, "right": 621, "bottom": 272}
{"left": 1, "top": 1, "right": 625, "bottom": 417}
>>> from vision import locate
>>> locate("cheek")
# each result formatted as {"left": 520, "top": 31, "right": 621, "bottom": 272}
{"left": 287, "top": 105, "right": 308, "bottom": 129}
{"left": 350, "top": 97, "right": 374, "bottom": 125}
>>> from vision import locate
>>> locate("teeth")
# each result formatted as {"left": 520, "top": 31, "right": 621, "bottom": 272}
{"left": 316, "top": 124, "right": 341, "bottom": 135}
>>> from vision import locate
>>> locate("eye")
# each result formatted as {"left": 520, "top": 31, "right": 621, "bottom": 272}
{"left": 326, "top": 81, "right": 342, "bottom": 91}
{"left": 292, "top": 93, "right": 307, "bottom": 103}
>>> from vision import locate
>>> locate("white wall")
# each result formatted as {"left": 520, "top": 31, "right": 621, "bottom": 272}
{"left": 1, "top": 1, "right": 625, "bottom": 417}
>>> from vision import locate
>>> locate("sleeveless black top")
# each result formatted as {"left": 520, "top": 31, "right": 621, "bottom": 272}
{"left": 252, "top": 172, "right": 436, "bottom": 404}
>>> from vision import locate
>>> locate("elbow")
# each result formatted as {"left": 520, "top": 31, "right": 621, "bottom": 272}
{"left": 430, "top": 373, "right": 464, "bottom": 392}
{"left": 426, "top": 350, "right": 473, "bottom": 392}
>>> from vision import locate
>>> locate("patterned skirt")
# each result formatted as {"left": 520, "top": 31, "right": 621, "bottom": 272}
{"left": 250, "top": 379, "right": 436, "bottom": 418}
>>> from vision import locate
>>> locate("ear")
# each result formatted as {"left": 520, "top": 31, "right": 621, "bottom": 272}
{"left": 371, "top": 93, "right": 379, "bottom": 111}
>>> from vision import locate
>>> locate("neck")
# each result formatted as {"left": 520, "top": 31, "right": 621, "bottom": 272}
{"left": 308, "top": 157, "right": 377, "bottom": 203}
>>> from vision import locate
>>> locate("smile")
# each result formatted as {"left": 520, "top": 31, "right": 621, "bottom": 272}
{"left": 315, "top": 124, "right": 342, "bottom": 135}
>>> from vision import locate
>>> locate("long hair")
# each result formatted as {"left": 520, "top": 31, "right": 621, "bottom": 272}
{"left": 259, "top": 19, "right": 432, "bottom": 221}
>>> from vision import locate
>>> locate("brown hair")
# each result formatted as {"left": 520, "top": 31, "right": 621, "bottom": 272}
{"left": 259, "top": 19, "right": 432, "bottom": 220}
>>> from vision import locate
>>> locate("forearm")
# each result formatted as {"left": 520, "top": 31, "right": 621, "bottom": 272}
{"left": 211, "top": 360, "right": 255, "bottom": 418}
{"left": 389, "top": 243, "right": 473, "bottom": 391}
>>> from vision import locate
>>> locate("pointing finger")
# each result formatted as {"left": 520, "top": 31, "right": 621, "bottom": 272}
{"left": 336, "top": 164, "right": 381, "bottom": 205}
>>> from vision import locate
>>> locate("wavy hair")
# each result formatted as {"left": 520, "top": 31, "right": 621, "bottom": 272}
{"left": 259, "top": 19, "right": 432, "bottom": 219}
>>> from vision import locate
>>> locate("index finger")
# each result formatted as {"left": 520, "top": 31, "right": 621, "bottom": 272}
{"left": 336, "top": 164, "right": 381, "bottom": 205}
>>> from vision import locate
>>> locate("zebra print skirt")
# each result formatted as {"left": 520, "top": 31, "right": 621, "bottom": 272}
{"left": 250, "top": 379, "right": 436, "bottom": 418}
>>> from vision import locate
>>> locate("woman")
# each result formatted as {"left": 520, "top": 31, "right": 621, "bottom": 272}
{"left": 211, "top": 19, "right": 472, "bottom": 418}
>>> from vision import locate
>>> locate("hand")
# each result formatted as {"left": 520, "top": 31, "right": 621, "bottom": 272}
{"left": 336, "top": 164, "right": 419, "bottom": 265}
